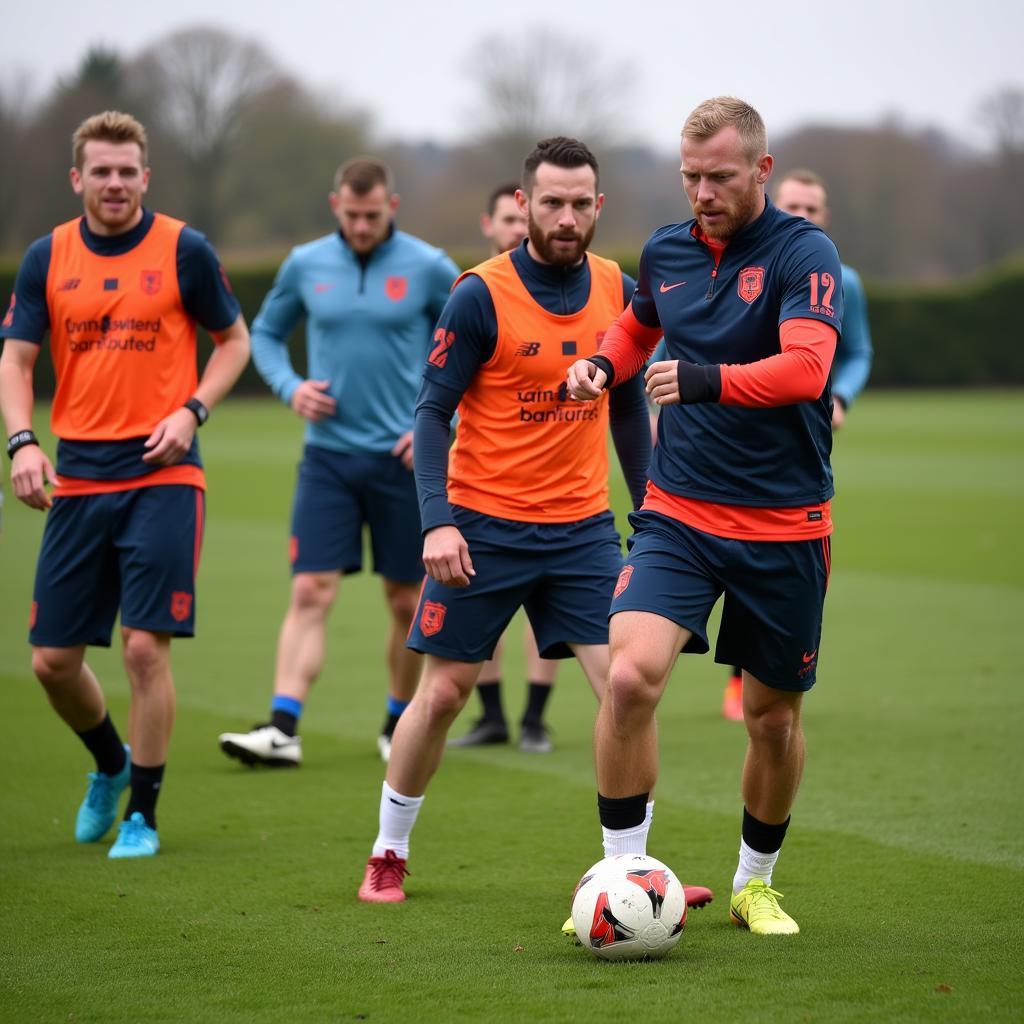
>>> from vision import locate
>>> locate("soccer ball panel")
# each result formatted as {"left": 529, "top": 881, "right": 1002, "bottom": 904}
{"left": 570, "top": 854, "right": 687, "bottom": 961}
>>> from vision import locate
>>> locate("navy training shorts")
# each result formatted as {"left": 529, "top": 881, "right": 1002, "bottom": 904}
{"left": 29, "top": 484, "right": 205, "bottom": 647}
{"left": 289, "top": 444, "right": 422, "bottom": 583}
{"left": 610, "top": 510, "right": 831, "bottom": 691}
{"left": 407, "top": 507, "right": 623, "bottom": 662}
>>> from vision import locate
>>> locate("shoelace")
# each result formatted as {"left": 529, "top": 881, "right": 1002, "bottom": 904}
{"left": 746, "top": 883, "right": 787, "bottom": 919}
{"left": 368, "top": 850, "right": 409, "bottom": 891}
{"left": 120, "top": 816, "right": 154, "bottom": 845}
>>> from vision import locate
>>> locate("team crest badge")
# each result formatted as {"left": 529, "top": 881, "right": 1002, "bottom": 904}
{"left": 170, "top": 591, "right": 193, "bottom": 622}
{"left": 737, "top": 266, "right": 765, "bottom": 304}
{"left": 420, "top": 600, "right": 447, "bottom": 637}
{"left": 385, "top": 276, "right": 408, "bottom": 302}
{"left": 613, "top": 564, "right": 634, "bottom": 599}
{"left": 140, "top": 270, "right": 162, "bottom": 295}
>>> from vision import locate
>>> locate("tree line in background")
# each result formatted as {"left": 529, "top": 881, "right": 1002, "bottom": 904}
{"left": 2, "top": 26, "right": 1022, "bottom": 282}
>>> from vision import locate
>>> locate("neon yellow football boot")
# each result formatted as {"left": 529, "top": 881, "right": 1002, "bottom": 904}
{"left": 729, "top": 879, "right": 799, "bottom": 935}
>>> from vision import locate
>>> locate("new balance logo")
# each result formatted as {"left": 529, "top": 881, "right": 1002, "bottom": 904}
{"left": 517, "top": 342, "right": 541, "bottom": 356}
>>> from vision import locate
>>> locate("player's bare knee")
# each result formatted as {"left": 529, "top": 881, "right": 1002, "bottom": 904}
{"left": 420, "top": 674, "right": 471, "bottom": 725}
{"left": 606, "top": 655, "right": 660, "bottom": 719}
{"left": 745, "top": 702, "right": 800, "bottom": 751}
{"left": 31, "top": 647, "right": 81, "bottom": 688}
{"left": 383, "top": 582, "right": 419, "bottom": 627}
{"left": 121, "top": 630, "right": 168, "bottom": 685}
{"left": 290, "top": 573, "right": 338, "bottom": 615}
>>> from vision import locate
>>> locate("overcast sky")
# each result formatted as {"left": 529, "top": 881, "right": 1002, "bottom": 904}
{"left": 8, "top": 0, "right": 1022, "bottom": 153}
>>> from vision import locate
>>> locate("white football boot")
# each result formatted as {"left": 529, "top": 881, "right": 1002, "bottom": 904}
{"left": 218, "top": 724, "right": 302, "bottom": 767}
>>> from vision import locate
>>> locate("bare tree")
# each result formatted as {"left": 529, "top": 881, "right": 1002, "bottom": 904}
{"left": 129, "top": 25, "right": 283, "bottom": 241}
{"left": 0, "top": 71, "right": 39, "bottom": 249}
{"left": 978, "top": 86, "right": 1024, "bottom": 156}
{"left": 462, "top": 30, "right": 636, "bottom": 166}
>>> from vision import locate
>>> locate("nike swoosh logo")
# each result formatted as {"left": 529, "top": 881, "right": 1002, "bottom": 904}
{"left": 659, "top": 281, "right": 687, "bottom": 293}
{"left": 270, "top": 739, "right": 296, "bottom": 749}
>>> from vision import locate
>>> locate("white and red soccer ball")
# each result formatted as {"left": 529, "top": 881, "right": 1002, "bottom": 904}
{"left": 570, "top": 854, "right": 687, "bottom": 961}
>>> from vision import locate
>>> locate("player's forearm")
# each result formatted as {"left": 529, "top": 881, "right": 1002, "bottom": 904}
{"left": 592, "top": 306, "right": 663, "bottom": 387}
{"left": 719, "top": 319, "right": 837, "bottom": 407}
{"left": 194, "top": 318, "right": 251, "bottom": 410}
{"left": 831, "top": 341, "right": 872, "bottom": 408}
{"left": 250, "top": 325, "right": 303, "bottom": 404}
{"left": 414, "top": 384, "right": 460, "bottom": 532}
{"left": 609, "top": 373, "right": 653, "bottom": 509}
{"left": 0, "top": 344, "right": 39, "bottom": 436}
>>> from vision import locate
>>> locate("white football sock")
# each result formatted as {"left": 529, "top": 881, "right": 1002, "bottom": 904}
{"left": 372, "top": 781, "right": 424, "bottom": 859}
{"left": 602, "top": 801, "right": 654, "bottom": 858}
{"left": 733, "top": 838, "right": 780, "bottom": 894}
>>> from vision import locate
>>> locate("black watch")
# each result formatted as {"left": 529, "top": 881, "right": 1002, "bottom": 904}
{"left": 184, "top": 397, "right": 209, "bottom": 426}
{"left": 6, "top": 429, "right": 39, "bottom": 459}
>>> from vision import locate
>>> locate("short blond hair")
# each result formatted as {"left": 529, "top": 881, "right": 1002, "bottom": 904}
{"left": 775, "top": 167, "right": 828, "bottom": 202}
{"left": 682, "top": 97, "right": 767, "bottom": 161}
{"left": 72, "top": 111, "right": 148, "bottom": 169}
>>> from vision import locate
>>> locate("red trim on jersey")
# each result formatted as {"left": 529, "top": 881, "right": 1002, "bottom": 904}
{"left": 719, "top": 318, "right": 837, "bottom": 407}
{"left": 642, "top": 481, "right": 833, "bottom": 542}
{"left": 597, "top": 305, "right": 663, "bottom": 386}
{"left": 53, "top": 463, "right": 206, "bottom": 497}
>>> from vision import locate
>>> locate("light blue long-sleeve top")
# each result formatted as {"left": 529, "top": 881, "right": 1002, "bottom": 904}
{"left": 831, "top": 264, "right": 873, "bottom": 408}
{"left": 251, "top": 228, "right": 459, "bottom": 453}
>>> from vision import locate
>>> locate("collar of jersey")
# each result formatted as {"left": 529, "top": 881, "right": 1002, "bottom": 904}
{"left": 78, "top": 207, "right": 155, "bottom": 257}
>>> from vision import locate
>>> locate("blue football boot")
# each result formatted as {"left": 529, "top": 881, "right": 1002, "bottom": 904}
{"left": 108, "top": 812, "right": 160, "bottom": 859}
{"left": 75, "top": 744, "right": 131, "bottom": 843}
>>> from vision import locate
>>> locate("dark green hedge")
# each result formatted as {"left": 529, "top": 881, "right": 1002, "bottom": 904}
{"left": 2, "top": 257, "right": 1022, "bottom": 395}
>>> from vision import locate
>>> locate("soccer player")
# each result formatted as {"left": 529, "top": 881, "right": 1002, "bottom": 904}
{"left": 0, "top": 110, "right": 250, "bottom": 858}
{"left": 357, "top": 137, "right": 654, "bottom": 902}
{"left": 217, "top": 158, "right": 459, "bottom": 768}
{"left": 448, "top": 182, "right": 561, "bottom": 753}
{"left": 720, "top": 167, "right": 873, "bottom": 721}
{"left": 567, "top": 97, "right": 843, "bottom": 935}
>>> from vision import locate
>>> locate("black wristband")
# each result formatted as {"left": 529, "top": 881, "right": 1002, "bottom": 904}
{"left": 184, "top": 397, "right": 208, "bottom": 426}
{"left": 588, "top": 355, "right": 615, "bottom": 387}
{"left": 677, "top": 362, "right": 722, "bottom": 404}
{"left": 6, "top": 429, "right": 39, "bottom": 459}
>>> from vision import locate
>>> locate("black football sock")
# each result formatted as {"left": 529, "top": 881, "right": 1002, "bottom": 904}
{"left": 520, "top": 682, "right": 553, "bottom": 728}
{"left": 125, "top": 763, "right": 165, "bottom": 830}
{"left": 597, "top": 792, "right": 649, "bottom": 830}
{"left": 477, "top": 681, "right": 506, "bottom": 724}
{"left": 741, "top": 807, "right": 791, "bottom": 854}
{"left": 270, "top": 710, "right": 299, "bottom": 737}
{"left": 75, "top": 713, "right": 127, "bottom": 777}
{"left": 382, "top": 712, "right": 401, "bottom": 737}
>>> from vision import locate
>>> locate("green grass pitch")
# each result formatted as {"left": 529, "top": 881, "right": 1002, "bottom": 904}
{"left": 1, "top": 392, "right": 1022, "bottom": 1023}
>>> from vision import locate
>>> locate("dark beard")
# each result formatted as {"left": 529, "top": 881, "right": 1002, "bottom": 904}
{"left": 527, "top": 217, "right": 596, "bottom": 265}
{"left": 696, "top": 187, "right": 763, "bottom": 241}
